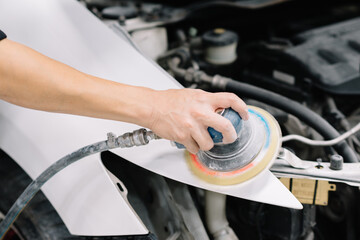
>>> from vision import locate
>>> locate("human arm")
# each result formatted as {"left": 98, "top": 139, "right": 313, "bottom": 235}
{"left": 0, "top": 38, "right": 248, "bottom": 153}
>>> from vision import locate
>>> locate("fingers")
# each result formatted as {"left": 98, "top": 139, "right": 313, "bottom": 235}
{"left": 149, "top": 89, "right": 248, "bottom": 154}
{"left": 187, "top": 92, "right": 247, "bottom": 148}
{"left": 178, "top": 122, "right": 213, "bottom": 153}
{"left": 212, "top": 93, "right": 249, "bottom": 120}
{"left": 203, "top": 113, "right": 238, "bottom": 144}
{"left": 183, "top": 137, "right": 200, "bottom": 154}
{"left": 191, "top": 124, "right": 214, "bottom": 151}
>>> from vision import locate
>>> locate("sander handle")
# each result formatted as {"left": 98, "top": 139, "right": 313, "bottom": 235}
{"left": 174, "top": 108, "right": 243, "bottom": 149}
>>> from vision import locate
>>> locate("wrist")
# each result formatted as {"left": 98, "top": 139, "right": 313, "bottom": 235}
{"left": 125, "top": 86, "right": 157, "bottom": 128}
{"left": 79, "top": 74, "right": 157, "bottom": 127}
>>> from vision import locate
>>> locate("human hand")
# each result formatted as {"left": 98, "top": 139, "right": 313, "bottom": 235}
{"left": 144, "top": 89, "right": 248, "bottom": 154}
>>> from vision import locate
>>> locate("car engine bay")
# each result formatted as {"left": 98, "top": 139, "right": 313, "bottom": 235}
{"left": 80, "top": 1, "right": 360, "bottom": 239}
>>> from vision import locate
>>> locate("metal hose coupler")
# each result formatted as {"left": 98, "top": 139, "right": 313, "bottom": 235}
{"left": 108, "top": 129, "right": 161, "bottom": 149}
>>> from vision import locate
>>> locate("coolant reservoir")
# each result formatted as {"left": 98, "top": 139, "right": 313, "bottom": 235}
{"left": 202, "top": 28, "right": 239, "bottom": 65}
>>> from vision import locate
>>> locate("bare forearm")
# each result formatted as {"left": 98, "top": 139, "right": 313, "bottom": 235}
{"left": 0, "top": 39, "right": 152, "bottom": 126}
{"left": 0, "top": 38, "right": 249, "bottom": 153}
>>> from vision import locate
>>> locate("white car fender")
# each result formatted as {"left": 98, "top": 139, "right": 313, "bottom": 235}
{"left": 0, "top": 0, "right": 179, "bottom": 236}
{"left": 0, "top": 0, "right": 301, "bottom": 237}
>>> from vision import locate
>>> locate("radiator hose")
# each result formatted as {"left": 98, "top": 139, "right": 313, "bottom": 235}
{"left": 0, "top": 129, "right": 159, "bottom": 239}
{"left": 206, "top": 75, "right": 359, "bottom": 163}
{"left": 167, "top": 58, "right": 359, "bottom": 163}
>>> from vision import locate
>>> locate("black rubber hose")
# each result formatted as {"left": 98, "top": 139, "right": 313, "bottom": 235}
{"left": 211, "top": 76, "right": 358, "bottom": 163}
{"left": 0, "top": 129, "right": 157, "bottom": 239}
{"left": 0, "top": 140, "right": 111, "bottom": 238}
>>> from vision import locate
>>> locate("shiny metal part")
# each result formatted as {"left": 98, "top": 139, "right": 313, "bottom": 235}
{"left": 271, "top": 156, "right": 360, "bottom": 187}
{"left": 277, "top": 148, "right": 312, "bottom": 169}
{"left": 145, "top": 130, "right": 161, "bottom": 141}
{"left": 282, "top": 122, "right": 360, "bottom": 146}
{"left": 117, "top": 128, "right": 159, "bottom": 148}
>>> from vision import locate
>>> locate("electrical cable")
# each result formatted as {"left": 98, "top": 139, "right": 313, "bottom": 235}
{"left": 282, "top": 122, "right": 360, "bottom": 146}
{"left": 200, "top": 75, "right": 359, "bottom": 163}
{"left": 217, "top": 78, "right": 359, "bottom": 163}
{"left": 166, "top": 58, "right": 358, "bottom": 162}
{"left": 0, "top": 129, "right": 159, "bottom": 239}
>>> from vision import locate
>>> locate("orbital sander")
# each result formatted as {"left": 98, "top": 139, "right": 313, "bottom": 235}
{"left": 183, "top": 106, "right": 282, "bottom": 185}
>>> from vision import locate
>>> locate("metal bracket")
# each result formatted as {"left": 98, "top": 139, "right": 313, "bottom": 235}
{"left": 271, "top": 151, "right": 360, "bottom": 187}
{"left": 277, "top": 148, "right": 313, "bottom": 169}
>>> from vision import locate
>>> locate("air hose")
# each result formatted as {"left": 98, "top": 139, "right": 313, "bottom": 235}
{"left": 212, "top": 76, "right": 359, "bottom": 163}
{"left": 0, "top": 129, "right": 159, "bottom": 239}
{"left": 167, "top": 58, "right": 358, "bottom": 163}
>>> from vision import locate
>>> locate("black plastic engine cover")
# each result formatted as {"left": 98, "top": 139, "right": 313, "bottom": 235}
{"left": 247, "top": 17, "right": 360, "bottom": 98}
{"left": 287, "top": 17, "right": 360, "bottom": 95}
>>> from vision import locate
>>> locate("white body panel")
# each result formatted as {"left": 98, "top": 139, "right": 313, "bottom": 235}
{"left": 0, "top": 0, "right": 301, "bottom": 237}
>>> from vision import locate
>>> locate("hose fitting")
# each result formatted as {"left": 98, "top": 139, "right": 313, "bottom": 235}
{"left": 0, "top": 128, "right": 160, "bottom": 239}
{"left": 116, "top": 129, "right": 160, "bottom": 148}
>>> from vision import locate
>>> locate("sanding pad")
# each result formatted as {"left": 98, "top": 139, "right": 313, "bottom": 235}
{"left": 186, "top": 106, "right": 282, "bottom": 185}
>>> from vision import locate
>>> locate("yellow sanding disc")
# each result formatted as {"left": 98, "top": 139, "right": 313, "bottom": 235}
{"left": 185, "top": 106, "right": 282, "bottom": 185}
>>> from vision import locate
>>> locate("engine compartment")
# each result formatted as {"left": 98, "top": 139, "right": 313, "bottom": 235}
{"left": 81, "top": 1, "right": 360, "bottom": 239}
